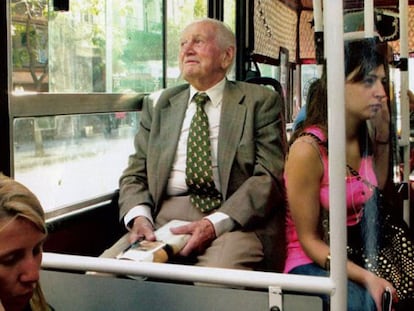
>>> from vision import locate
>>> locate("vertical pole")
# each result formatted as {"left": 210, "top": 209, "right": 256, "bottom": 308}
{"left": 313, "top": 0, "right": 324, "bottom": 76}
{"left": 364, "top": 0, "right": 375, "bottom": 37}
{"left": 0, "top": 0, "right": 12, "bottom": 176}
{"left": 399, "top": 0, "right": 410, "bottom": 225}
{"left": 324, "top": 1, "right": 348, "bottom": 310}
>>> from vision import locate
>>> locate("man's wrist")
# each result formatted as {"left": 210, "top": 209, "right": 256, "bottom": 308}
{"left": 204, "top": 212, "right": 235, "bottom": 237}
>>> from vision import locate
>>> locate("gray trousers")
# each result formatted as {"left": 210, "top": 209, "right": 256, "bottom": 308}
{"left": 101, "top": 196, "right": 264, "bottom": 270}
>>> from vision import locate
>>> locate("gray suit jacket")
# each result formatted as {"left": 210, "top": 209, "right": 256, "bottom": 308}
{"left": 118, "top": 80, "right": 286, "bottom": 271}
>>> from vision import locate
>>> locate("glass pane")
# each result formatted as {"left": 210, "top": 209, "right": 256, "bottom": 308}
{"left": 223, "top": 0, "right": 236, "bottom": 81}
{"left": 11, "top": 0, "right": 164, "bottom": 93}
{"left": 11, "top": 0, "right": 49, "bottom": 93}
{"left": 13, "top": 112, "right": 139, "bottom": 212}
{"left": 301, "top": 64, "right": 318, "bottom": 107}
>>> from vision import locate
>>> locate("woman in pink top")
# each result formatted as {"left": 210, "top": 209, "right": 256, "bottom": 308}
{"left": 284, "top": 38, "right": 398, "bottom": 311}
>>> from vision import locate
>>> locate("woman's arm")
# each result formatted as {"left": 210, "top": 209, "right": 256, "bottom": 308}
{"left": 285, "top": 139, "right": 330, "bottom": 268}
{"left": 286, "top": 138, "right": 396, "bottom": 310}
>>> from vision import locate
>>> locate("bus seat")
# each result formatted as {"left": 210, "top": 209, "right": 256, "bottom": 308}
{"left": 245, "top": 76, "right": 283, "bottom": 97}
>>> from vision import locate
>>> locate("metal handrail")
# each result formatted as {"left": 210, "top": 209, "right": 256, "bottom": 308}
{"left": 41, "top": 252, "right": 335, "bottom": 295}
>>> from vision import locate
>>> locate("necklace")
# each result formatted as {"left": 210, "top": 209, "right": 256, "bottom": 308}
{"left": 346, "top": 164, "right": 377, "bottom": 190}
{"left": 346, "top": 163, "right": 377, "bottom": 223}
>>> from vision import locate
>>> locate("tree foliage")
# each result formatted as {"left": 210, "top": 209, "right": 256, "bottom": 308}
{"left": 11, "top": 0, "right": 49, "bottom": 91}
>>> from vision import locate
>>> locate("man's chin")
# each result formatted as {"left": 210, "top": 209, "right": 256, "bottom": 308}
{"left": 182, "top": 68, "right": 200, "bottom": 78}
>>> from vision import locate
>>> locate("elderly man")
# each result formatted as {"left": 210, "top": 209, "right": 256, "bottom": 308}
{"left": 104, "top": 18, "right": 286, "bottom": 272}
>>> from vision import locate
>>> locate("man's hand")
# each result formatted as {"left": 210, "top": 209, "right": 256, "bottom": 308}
{"left": 129, "top": 216, "right": 156, "bottom": 244}
{"left": 170, "top": 218, "right": 216, "bottom": 256}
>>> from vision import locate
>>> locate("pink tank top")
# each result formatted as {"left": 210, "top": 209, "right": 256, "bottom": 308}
{"left": 284, "top": 126, "right": 378, "bottom": 273}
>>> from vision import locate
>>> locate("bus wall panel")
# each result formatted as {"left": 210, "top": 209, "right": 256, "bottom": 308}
{"left": 44, "top": 196, "right": 125, "bottom": 257}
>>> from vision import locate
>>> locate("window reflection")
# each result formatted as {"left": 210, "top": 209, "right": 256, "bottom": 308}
{"left": 11, "top": 0, "right": 213, "bottom": 94}
{"left": 14, "top": 112, "right": 139, "bottom": 212}
{"left": 11, "top": 0, "right": 165, "bottom": 93}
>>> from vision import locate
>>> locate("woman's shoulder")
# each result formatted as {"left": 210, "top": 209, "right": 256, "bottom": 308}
{"left": 302, "top": 125, "right": 326, "bottom": 142}
{"left": 288, "top": 125, "right": 328, "bottom": 167}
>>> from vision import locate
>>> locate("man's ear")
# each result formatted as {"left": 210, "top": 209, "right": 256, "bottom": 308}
{"left": 221, "top": 46, "right": 235, "bottom": 69}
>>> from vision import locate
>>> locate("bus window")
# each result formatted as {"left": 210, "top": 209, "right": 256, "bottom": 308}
{"left": 10, "top": 0, "right": 210, "bottom": 215}
{"left": 12, "top": 0, "right": 160, "bottom": 93}
{"left": 13, "top": 111, "right": 138, "bottom": 213}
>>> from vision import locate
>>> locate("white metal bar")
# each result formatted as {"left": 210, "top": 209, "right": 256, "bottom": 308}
{"left": 399, "top": 0, "right": 409, "bottom": 67}
{"left": 312, "top": 0, "right": 323, "bottom": 32}
{"left": 269, "top": 286, "right": 283, "bottom": 311}
{"left": 324, "top": 1, "right": 348, "bottom": 311}
{"left": 313, "top": 0, "right": 324, "bottom": 76}
{"left": 364, "top": 0, "right": 375, "bottom": 37}
{"left": 42, "top": 252, "right": 335, "bottom": 295}
{"left": 399, "top": 0, "right": 410, "bottom": 225}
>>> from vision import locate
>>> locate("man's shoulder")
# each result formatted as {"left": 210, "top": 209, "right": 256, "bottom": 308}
{"left": 145, "top": 84, "right": 189, "bottom": 107}
{"left": 228, "top": 80, "right": 278, "bottom": 94}
{"left": 226, "top": 80, "right": 281, "bottom": 104}
{"left": 161, "top": 84, "right": 190, "bottom": 96}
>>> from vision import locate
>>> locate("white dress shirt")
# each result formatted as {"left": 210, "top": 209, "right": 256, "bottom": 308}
{"left": 124, "top": 78, "right": 234, "bottom": 236}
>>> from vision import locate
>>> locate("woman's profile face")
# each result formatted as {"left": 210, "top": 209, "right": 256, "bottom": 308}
{"left": 0, "top": 217, "right": 45, "bottom": 310}
{"left": 345, "top": 64, "right": 387, "bottom": 120}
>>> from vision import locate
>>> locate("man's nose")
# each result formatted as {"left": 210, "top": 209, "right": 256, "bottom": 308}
{"left": 181, "top": 41, "right": 194, "bottom": 54}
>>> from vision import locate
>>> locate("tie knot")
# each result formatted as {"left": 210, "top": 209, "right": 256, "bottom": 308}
{"left": 194, "top": 92, "right": 209, "bottom": 107}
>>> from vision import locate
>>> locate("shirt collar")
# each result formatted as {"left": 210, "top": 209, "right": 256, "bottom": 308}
{"left": 189, "top": 78, "right": 226, "bottom": 108}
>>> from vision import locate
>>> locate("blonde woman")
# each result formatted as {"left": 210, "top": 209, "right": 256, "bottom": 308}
{"left": 0, "top": 174, "right": 52, "bottom": 311}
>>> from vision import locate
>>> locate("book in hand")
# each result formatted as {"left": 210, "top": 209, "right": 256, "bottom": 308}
{"left": 116, "top": 219, "right": 191, "bottom": 263}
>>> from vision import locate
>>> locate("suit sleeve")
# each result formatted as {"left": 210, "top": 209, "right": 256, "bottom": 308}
{"left": 118, "top": 94, "right": 155, "bottom": 221}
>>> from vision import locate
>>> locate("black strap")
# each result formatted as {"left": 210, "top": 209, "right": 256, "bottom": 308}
{"left": 299, "top": 131, "right": 328, "bottom": 149}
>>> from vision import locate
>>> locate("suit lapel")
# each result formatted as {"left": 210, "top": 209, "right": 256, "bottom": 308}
{"left": 218, "top": 82, "right": 246, "bottom": 198}
{"left": 156, "top": 89, "right": 189, "bottom": 201}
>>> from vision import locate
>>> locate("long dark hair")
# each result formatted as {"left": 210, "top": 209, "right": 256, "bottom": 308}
{"left": 290, "top": 37, "right": 390, "bottom": 147}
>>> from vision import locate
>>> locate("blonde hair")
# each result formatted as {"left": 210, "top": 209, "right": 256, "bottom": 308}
{"left": 0, "top": 173, "right": 46, "bottom": 233}
{"left": 0, "top": 173, "right": 50, "bottom": 311}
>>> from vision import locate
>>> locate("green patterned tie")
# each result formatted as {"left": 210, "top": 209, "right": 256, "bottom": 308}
{"left": 186, "top": 93, "right": 222, "bottom": 212}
